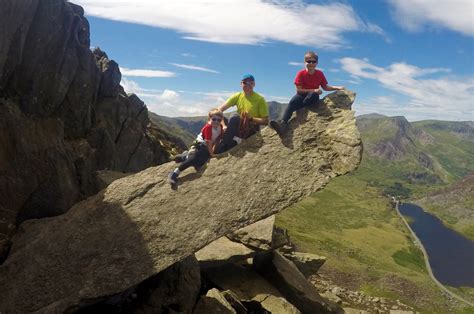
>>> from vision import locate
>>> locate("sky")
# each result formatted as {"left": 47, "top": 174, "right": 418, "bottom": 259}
{"left": 76, "top": 0, "right": 473, "bottom": 121}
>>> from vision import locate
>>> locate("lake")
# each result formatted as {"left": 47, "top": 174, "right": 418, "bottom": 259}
{"left": 399, "top": 203, "right": 474, "bottom": 288}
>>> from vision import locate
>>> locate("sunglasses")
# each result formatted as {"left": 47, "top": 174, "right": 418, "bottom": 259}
{"left": 211, "top": 117, "right": 222, "bottom": 122}
{"left": 305, "top": 60, "right": 317, "bottom": 64}
{"left": 242, "top": 81, "right": 253, "bottom": 86}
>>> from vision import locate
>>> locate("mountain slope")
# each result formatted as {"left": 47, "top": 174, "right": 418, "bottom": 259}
{"left": 353, "top": 115, "right": 474, "bottom": 198}
{"left": 416, "top": 173, "right": 474, "bottom": 240}
{"left": 277, "top": 114, "right": 474, "bottom": 312}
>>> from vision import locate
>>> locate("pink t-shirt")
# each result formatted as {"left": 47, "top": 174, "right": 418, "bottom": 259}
{"left": 294, "top": 69, "right": 328, "bottom": 89}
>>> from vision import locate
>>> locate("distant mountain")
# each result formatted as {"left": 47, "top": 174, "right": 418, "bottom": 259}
{"left": 148, "top": 112, "right": 195, "bottom": 146}
{"left": 416, "top": 173, "right": 474, "bottom": 240}
{"left": 354, "top": 115, "right": 474, "bottom": 198}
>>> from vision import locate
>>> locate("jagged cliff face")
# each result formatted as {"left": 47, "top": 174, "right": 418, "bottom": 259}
{"left": 0, "top": 0, "right": 183, "bottom": 259}
{"left": 0, "top": 91, "right": 362, "bottom": 312}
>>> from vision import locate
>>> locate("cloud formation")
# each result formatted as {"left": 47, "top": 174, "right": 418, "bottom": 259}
{"left": 75, "top": 0, "right": 384, "bottom": 48}
{"left": 341, "top": 57, "right": 474, "bottom": 121}
{"left": 388, "top": 0, "right": 474, "bottom": 36}
{"left": 120, "top": 67, "right": 175, "bottom": 78}
{"left": 170, "top": 63, "right": 219, "bottom": 73}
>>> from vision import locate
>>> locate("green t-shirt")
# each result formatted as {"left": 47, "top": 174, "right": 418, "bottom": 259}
{"left": 226, "top": 92, "right": 269, "bottom": 118}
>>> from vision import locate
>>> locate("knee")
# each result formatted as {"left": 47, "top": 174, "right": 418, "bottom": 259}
{"left": 228, "top": 113, "right": 240, "bottom": 127}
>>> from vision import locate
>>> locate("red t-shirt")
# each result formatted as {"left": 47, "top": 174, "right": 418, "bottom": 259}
{"left": 294, "top": 69, "right": 328, "bottom": 89}
{"left": 200, "top": 123, "right": 223, "bottom": 143}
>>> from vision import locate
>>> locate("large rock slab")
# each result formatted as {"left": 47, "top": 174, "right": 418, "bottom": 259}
{"left": 0, "top": 0, "right": 185, "bottom": 257}
{"left": 0, "top": 91, "right": 361, "bottom": 312}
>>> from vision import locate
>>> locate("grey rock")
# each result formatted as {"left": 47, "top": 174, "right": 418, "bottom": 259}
{"left": 221, "top": 290, "right": 248, "bottom": 314}
{"left": 321, "top": 291, "right": 342, "bottom": 305}
{"left": 282, "top": 251, "right": 327, "bottom": 278}
{"left": 195, "top": 236, "right": 255, "bottom": 269}
{"left": 227, "top": 215, "right": 275, "bottom": 250}
{"left": 0, "top": 90, "right": 361, "bottom": 312}
{"left": 254, "top": 251, "right": 343, "bottom": 313}
{"left": 133, "top": 255, "right": 201, "bottom": 314}
{"left": 193, "top": 296, "right": 236, "bottom": 314}
{"left": 205, "top": 288, "right": 237, "bottom": 314}
{"left": 257, "top": 295, "right": 301, "bottom": 314}
{"left": 0, "top": 0, "right": 183, "bottom": 256}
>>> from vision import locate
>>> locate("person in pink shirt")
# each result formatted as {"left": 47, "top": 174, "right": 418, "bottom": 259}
{"left": 270, "top": 51, "right": 345, "bottom": 135}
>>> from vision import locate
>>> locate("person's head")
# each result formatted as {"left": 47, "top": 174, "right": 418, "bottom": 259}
{"left": 304, "top": 51, "right": 318, "bottom": 70}
{"left": 208, "top": 108, "right": 223, "bottom": 127}
{"left": 241, "top": 73, "right": 255, "bottom": 94}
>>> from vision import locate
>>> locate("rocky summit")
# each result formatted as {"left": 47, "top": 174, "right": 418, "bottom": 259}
{"left": 0, "top": 0, "right": 185, "bottom": 261}
{"left": 0, "top": 89, "right": 361, "bottom": 312}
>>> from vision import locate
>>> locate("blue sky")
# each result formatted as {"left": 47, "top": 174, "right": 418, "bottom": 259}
{"left": 76, "top": 0, "right": 473, "bottom": 121}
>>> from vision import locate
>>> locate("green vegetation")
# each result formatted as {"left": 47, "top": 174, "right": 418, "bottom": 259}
{"left": 276, "top": 116, "right": 474, "bottom": 312}
{"left": 392, "top": 245, "right": 426, "bottom": 273}
{"left": 276, "top": 175, "right": 454, "bottom": 312}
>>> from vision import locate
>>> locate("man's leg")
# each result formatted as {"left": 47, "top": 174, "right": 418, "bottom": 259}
{"left": 303, "top": 92, "right": 319, "bottom": 107}
{"left": 215, "top": 113, "right": 240, "bottom": 154}
{"left": 281, "top": 93, "right": 305, "bottom": 123}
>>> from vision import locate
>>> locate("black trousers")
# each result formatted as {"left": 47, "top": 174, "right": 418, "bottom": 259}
{"left": 214, "top": 113, "right": 258, "bottom": 154}
{"left": 178, "top": 143, "right": 210, "bottom": 171}
{"left": 281, "top": 92, "right": 319, "bottom": 123}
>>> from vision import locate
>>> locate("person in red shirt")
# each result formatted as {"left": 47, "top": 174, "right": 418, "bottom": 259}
{"left": 270, "top": 51, "right": 345, "bottom": 135}
{"left": 168, "top": 108, "right": 224, "bottom": 185}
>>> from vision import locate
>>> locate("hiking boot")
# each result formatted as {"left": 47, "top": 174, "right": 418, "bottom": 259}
{"left": 173, "top": 150, "right": 188, "bottom": 163}
{"left": 269, "top": 120, "right": 288, "bottom": 136}
{"left": 167, "top": 172, "right": 178, "bottom": 185}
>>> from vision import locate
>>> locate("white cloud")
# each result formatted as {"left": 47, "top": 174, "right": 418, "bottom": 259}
{"left": 170, "top": 63, "right": 219, "bottom": 73}
{"left": 388, "top": 0, "right": 474, "bottom": 36}
{"left": 340, "top": 57, "right": 474, "bottom": 121}
{"left": 288, "top": 61, "right": 303, "bottom": 66}
{"left": 75, "top": 0, "right": 385, "bottom": 48}
{"left": 120, "top": 78, "right": 229, "bottom": 117}
{"left": 120, "top": 67, "right": 175, "bottom": 78}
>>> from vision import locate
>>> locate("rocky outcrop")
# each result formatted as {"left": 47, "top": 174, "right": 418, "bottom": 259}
{"left": 0, "top": 90, "right": 361, "bottom": 312}
{"left": 0, "top": 0, "right": 183, "bottom": 258}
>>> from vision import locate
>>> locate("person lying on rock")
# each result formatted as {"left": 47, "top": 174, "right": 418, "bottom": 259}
{"left": 269, "top": 51, "right": 345, "bottom": 135}
{"left": 214, "top": 74, "right": 269, "bottom": 154}
{"left": 168, "top": 109, "right": 224, "bottom": 185}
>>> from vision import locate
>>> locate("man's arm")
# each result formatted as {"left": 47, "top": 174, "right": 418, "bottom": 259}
{"left": 251, "top": 116, "right": 269, "bottom": 126}
{"left": 296, "top": 85, "right": 322, "bottom": 95}
{"left": 218, "top": 102, "right": 232, "bottom": 112}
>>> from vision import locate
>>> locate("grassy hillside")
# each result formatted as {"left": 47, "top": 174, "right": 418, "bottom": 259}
{"left": 416, "top": 173, "right": 474, "bottom": 240}
{"left": 277, "top": 115, "right": 474, "bottom": 312}
{"left": 148, "top": 112, "right": 196, "bottom": 146}
{"left": 276, "top": 175, "right": 471, "bottom": 313}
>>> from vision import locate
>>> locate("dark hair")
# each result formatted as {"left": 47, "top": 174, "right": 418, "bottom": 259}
{"left": 304, "top": 51, "right": 318, "bottom": 62}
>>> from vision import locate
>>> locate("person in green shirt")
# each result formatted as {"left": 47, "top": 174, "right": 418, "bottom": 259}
{"left": 215, "top": 74, "right": 269, "bottom": 154}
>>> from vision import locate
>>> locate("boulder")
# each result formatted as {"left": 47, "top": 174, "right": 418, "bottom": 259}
{"left": 0, "top": 90, "right": 361, "bottom": 312}
{"left": 0, "top": 0, "right": 184, "bottom": 257}
{"left": 195, "top": 236, "right": 255, "bottom": 269}
{"left": 193, "top": 296, "right": 236, "bottom": 314}
{"left": 253, "top": 251, "right": 342, "bottom": 313}
{"left": 282, "top": 251, "right": 327, "bottom": 278}
{"left": 133, "top": 255, "right": 201, "bottom": 314}
{"left": 227, "top": 215, "right": 275, "bottom": 250}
